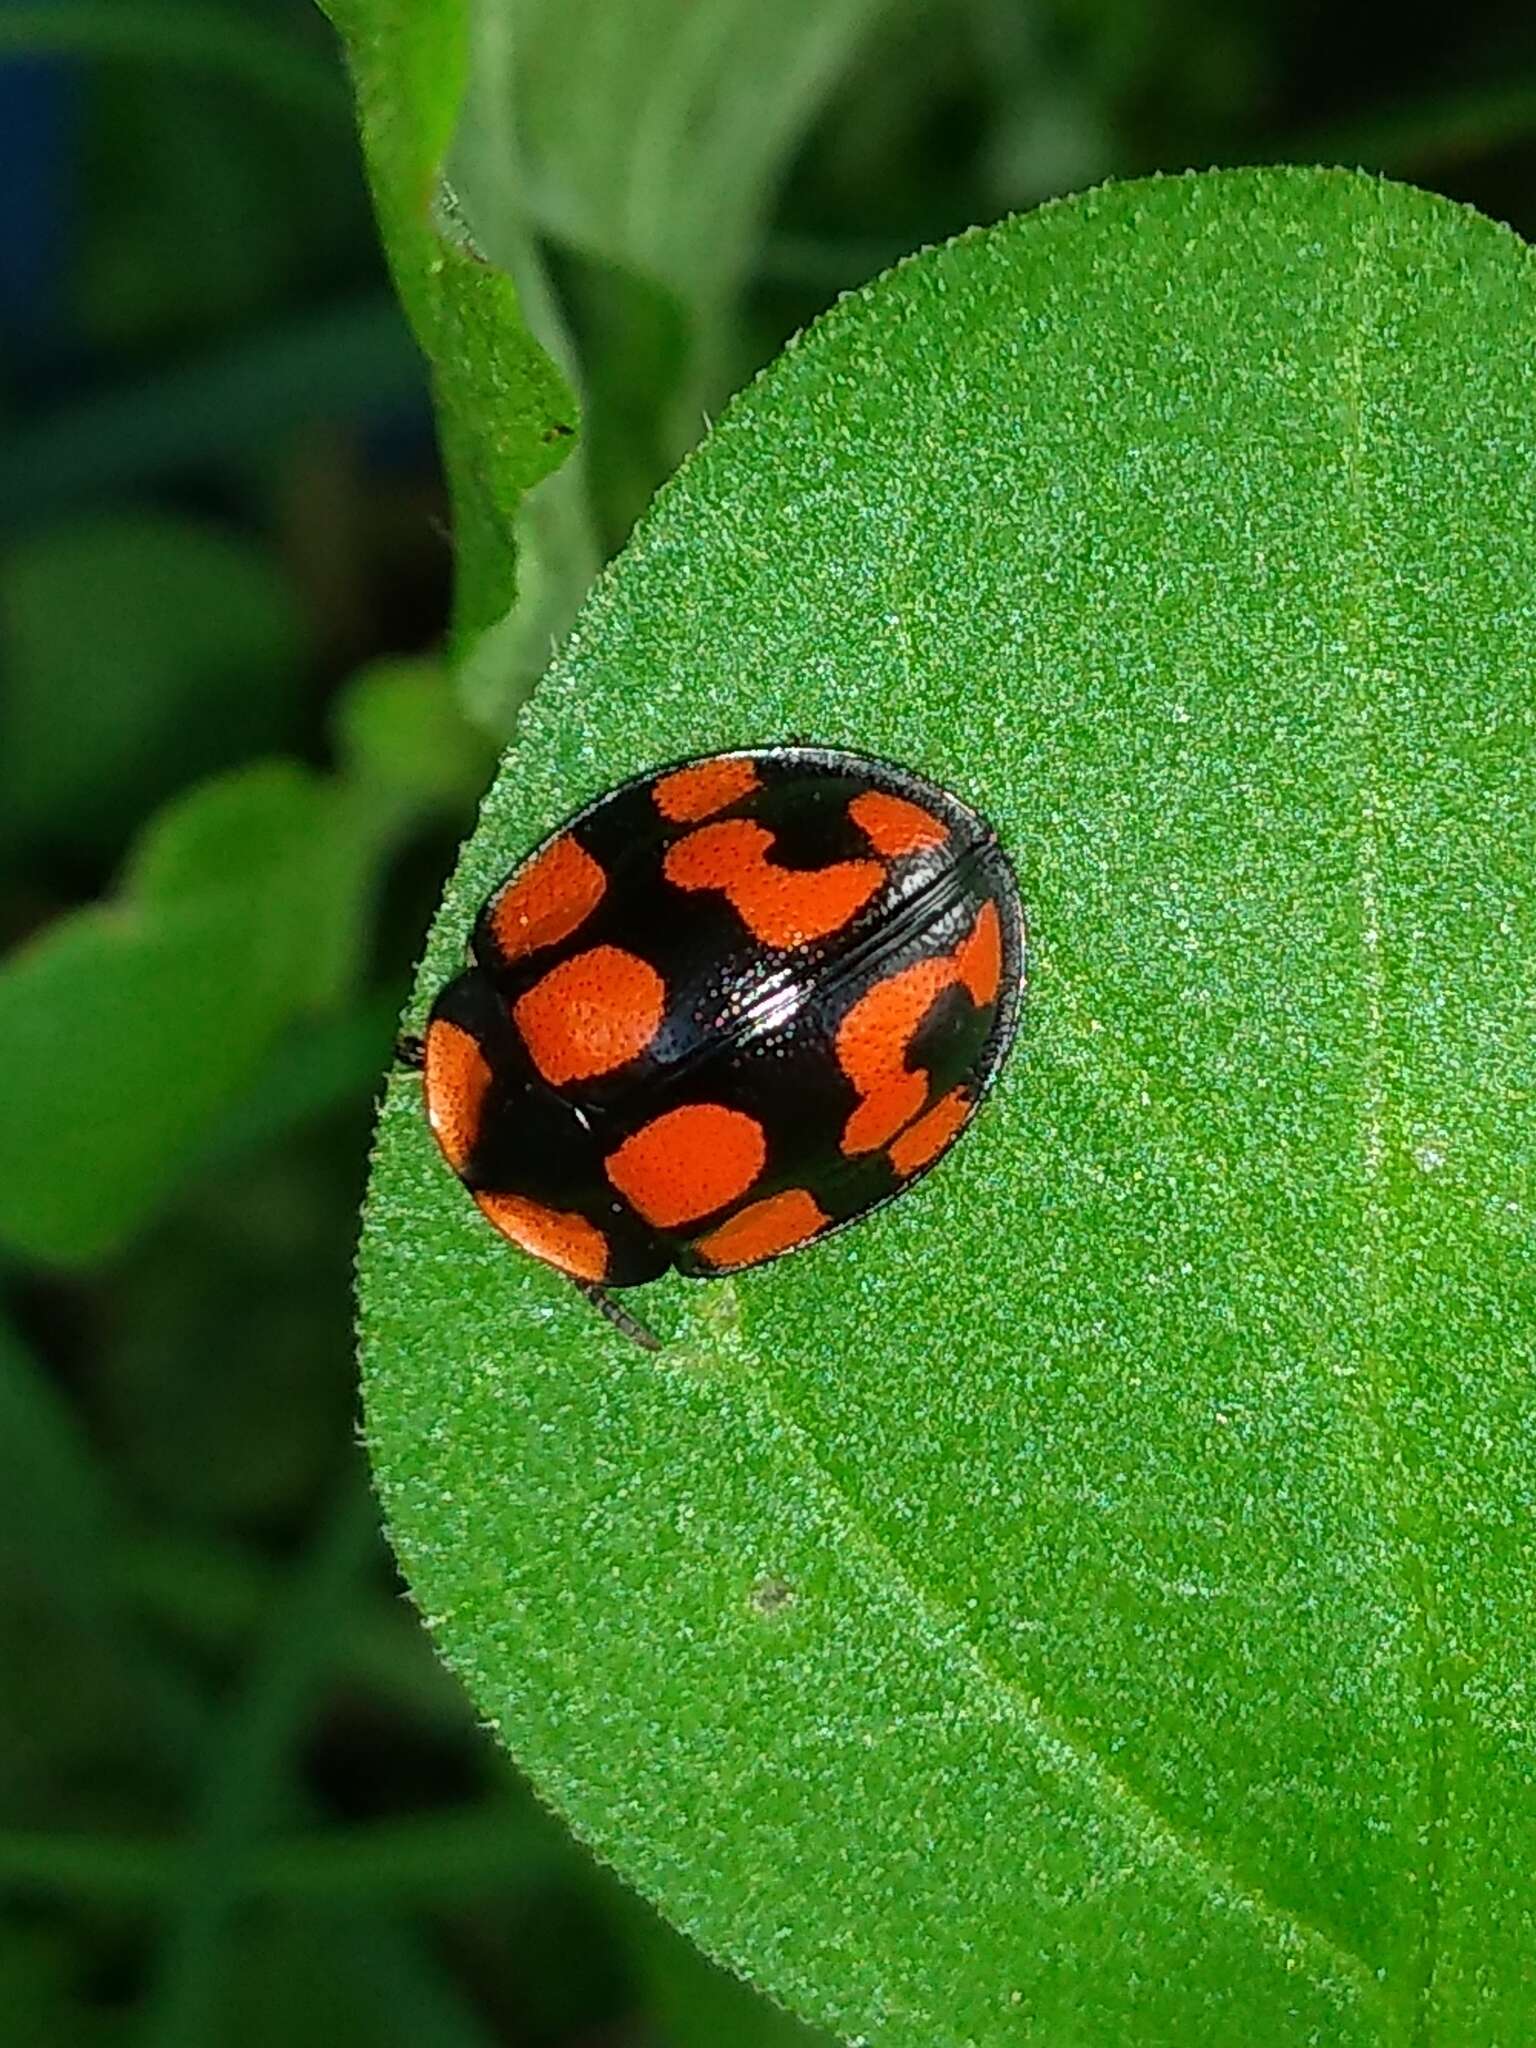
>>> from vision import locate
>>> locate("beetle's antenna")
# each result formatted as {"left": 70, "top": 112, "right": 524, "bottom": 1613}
{"left": 574, "top": 1281, "right": 662, "bottom": 1353}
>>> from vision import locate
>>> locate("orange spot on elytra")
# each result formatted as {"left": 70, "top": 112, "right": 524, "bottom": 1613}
{"left": 839, "top": 1072, "right": 929, "bottom": 1155}
{"left": 605, "top": 1103, "right": 766, "bottom": 1228}
{"left": 514, "top": 946, "right": 664, "bottom": 1086}
{"left": 653, "top": 757, "right": 761, "bottom": 823}
{"left": 889, "top": 1087, "right": 972, "bottom": 1177}
{"left": 665, "top": 816, "right": 771, "bottom": 883}
{"left": 488, "top": 835, "right": 605, "bottom": 962}
{"left": 849, "top": 790, "right": 948, "bottom": 858}
{"left": 475, "top": 1191, "right": 608, "bottom": 1281}
{"left": 954, "top": 899, "right": 1002, "bottom": 1006}
{"left": 664, "top": 819, "right": 882, "bottom": 950}
{"left": 693, "top": 1188, "right": 829, "bottom": 1269}
{"left": 423, "top": 1019, "right": 491, "bottom": 1172}
{"left": 836, "top": 957, "right": 955, "bottom": 1097}
{"left": 835, "top": 897, "right": 1006, "bottom": 1160}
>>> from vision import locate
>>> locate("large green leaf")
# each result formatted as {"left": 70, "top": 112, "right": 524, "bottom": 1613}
{"left": 360, "top": 170, "right": 1536, "bottom": 2044}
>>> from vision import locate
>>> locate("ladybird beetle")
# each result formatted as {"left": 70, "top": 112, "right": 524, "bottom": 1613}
{"left": 399, "top": 746, "right": 1024, "bottom": 1348}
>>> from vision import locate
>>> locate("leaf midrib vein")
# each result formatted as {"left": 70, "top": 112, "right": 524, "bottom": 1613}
{"left": 718, "top": 1313, "right": 1377, "bottom": 2002}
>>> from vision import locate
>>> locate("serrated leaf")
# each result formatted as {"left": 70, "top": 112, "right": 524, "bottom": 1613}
{"left": 316, "top": 0, "right": 577, "bottom": 647}
{"left": 359, "top": 170, "right": 1536, "bottom": 2045}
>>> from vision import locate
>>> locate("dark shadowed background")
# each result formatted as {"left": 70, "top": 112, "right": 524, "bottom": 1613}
{"left": 1, "top": 1, "right": 1532, "bottom": 2041}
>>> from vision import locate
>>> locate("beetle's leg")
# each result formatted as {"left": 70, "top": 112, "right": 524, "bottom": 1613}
{"left": 394, "top": 1031, "right": 426, "bottom": 1070}
{"left": 574, "top": 1280, "right": 662, "bottom": 1353}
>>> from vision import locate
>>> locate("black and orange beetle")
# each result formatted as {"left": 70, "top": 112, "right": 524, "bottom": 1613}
{"left": 398, "top": 746, "right": 1025, "bottom": 1348}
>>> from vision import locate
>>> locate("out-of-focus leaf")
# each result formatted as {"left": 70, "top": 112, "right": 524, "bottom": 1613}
{"left": 229, "top": 1908, "right": 509, "bottom": 2048}
{"left": 218, "top": 1911, "right": 399, "bottom": 2048}
{"left": 315, "top": 0, "right": 577, "bottom": 649}
{"left": 0, "top": 3, "right": 346, "bottom": 121}
{"left": 553, "top": 249, "right": 693, "bottom": 546}
{"left": 1289, "top": 80, "right": 1536, "bottom": 177}
{"left": 451, "top": 479, "right": 593, "bottom": 734}
{"left": 0, "top": 1923, "right": 118, "bottom": 2048}
{"left": 100, "top": 1135, "right": 361, "bottom": 1527}
{"left": 139, "top": 1480, "right": 381, "bottom": 2048}
{"left": 503, "top": 0, "right": 892, "bottom": 314}
{"left": 325, "top": 1912, "right": 504, "bottom": 2048}
{"left": 79, "top": 66, "right": 354, "bottom": 348}
{"left": 0, "top": 298, "right": 420, "bottom": 528}
{"left": 361, "top": 170, "right": 1536, "bottom": 2044}
{"left": 0, "top": 1312, "right": 111, "bottom": 1604}
{"left": 120, "top": 1524, "right": 467, "bottom": 1727}
{"left": 0, "top": 1803, "right": 565, "bottom": 1908}
{"left": 0, "top": 763, "right": 380, "bottom": 1264}
{"left": 124, "top": 760, "right": 380, "bottom": 1007}
{"left": 334, "top": 657, "right": 495, "bottom": 815}
{"left": 0, "top": 1314, "right": 204, "bottom": 1824}
{"left": 0, "top": 515, "right": 309, "bottom": 862}
{"left": 194, "top": 995, "right": 401, "bottom": 1173}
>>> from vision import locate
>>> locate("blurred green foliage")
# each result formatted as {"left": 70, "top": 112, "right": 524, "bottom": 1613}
{"left": 2, "top": 1, "right": 1534, "bottom": 2042}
